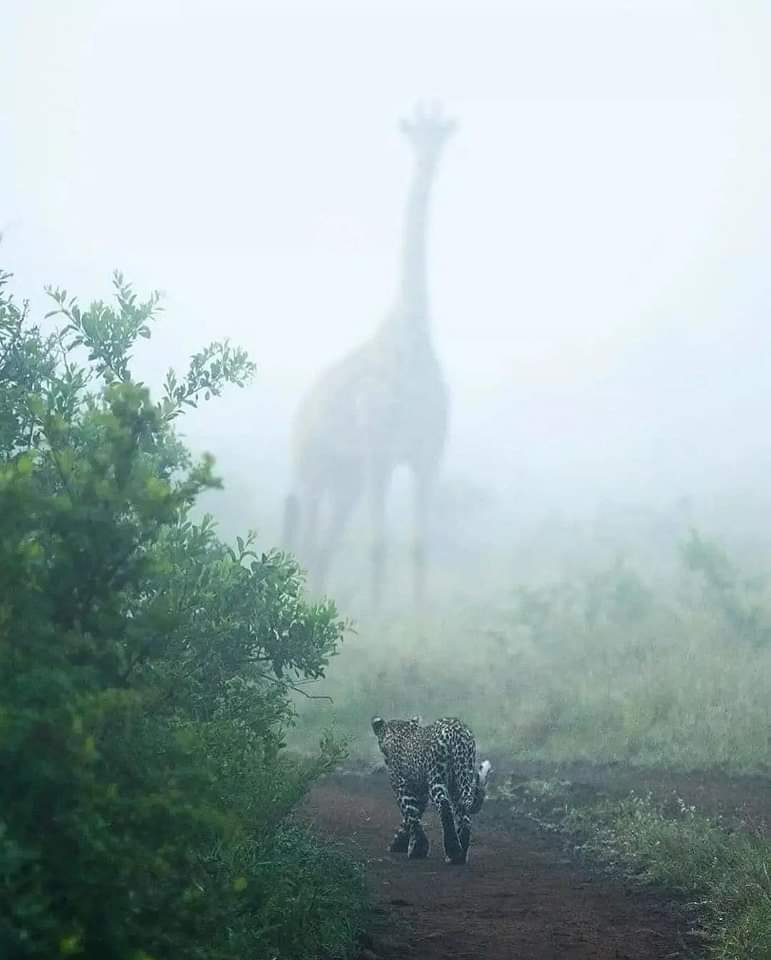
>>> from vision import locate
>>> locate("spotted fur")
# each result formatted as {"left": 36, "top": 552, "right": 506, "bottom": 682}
{"left": 371, "top": 715, "right": 491, "bottom": 865}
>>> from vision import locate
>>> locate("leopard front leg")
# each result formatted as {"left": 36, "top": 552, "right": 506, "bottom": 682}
{"left": 390, "top": 787, "right": 429, "bottom": 859}
{"left": 429, "top": 780, "right": 465, "bottom": 865}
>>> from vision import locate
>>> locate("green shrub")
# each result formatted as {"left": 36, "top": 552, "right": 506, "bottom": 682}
{"left": 0, "top": 270, "right": 364, "bottom": 959}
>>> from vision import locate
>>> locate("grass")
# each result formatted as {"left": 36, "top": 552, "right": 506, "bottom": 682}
{"left": 502, "top": 777, "right": 771, "bottom": 960}
{"left": 290, "top": 577, "right": 771, "bottom": 773}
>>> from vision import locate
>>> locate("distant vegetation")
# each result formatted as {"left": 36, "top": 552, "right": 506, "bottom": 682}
{"left": 292, "top": 527, "right": 771, "bottom": 774}
{"left": 0, "top": 271, "right": 366, "bottom": 959}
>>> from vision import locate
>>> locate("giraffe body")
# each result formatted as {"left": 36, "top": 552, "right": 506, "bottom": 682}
{"left": 292, "top": 323, "right": 447, "bottom": 493}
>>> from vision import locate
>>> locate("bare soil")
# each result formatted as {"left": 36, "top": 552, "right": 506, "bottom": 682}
{"left": 302, "top": 769, "right": 700, "bottom": 960}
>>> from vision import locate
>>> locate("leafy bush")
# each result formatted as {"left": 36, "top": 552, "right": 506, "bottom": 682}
{"left": 0, "top": 270, "right": 365, "bottom": 959}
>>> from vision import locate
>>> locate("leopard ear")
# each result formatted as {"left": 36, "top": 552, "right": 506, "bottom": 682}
{"left": 371, "top": 716, "right": 386, "bottom": 736}
{"left": 410, "top": 715, "right": 422, "bottom": 725}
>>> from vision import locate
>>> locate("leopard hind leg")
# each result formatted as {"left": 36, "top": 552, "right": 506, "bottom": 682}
{"left": 455, "top": 768, "right": 477, "bottom": 860}
{"left": 429, "top": 775, "right": 465, "bottom": 865}
{"left": 391, "top": 790, "right": 428, "bottom": 859}
{"left": 455, "top": 806, "right": 471, "bottom": 858}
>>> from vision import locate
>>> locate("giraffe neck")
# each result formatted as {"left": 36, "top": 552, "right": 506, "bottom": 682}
{"left": 396, "top": 159, "right": 437, "bottom": 332}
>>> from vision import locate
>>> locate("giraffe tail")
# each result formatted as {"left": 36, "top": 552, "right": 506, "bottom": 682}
{"left": 282, "top": 493, "right": 300, "bottom": 553}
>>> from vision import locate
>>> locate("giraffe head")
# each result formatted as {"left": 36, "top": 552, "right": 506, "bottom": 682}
{"left": 400, "top": 101, "right": 457, "bottom": 169}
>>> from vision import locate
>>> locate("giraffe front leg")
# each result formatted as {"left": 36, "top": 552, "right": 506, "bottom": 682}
{"left": 314, "top": 482, "right": 359, "bottom": 594}
{"left": 369, "top": 469, "right": 389, "bottom": 611}
{"left": 429, "top": 781, "right": 464, "bottom": 864}
{"left": 411, "top": 466, "right": 437, "bottom": 613}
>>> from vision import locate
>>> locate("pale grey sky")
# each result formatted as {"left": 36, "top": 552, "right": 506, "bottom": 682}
{"left": 4, "top": 1, "right": 771, "bottom": 527}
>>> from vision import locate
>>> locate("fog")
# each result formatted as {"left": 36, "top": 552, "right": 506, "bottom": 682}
{"left": 5, "top": 0, "right": 771, "bottom": 607}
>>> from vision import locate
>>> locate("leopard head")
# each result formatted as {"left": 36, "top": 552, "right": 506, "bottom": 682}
{"left": 371, "top": 716, "right": 420, "bottom": 764}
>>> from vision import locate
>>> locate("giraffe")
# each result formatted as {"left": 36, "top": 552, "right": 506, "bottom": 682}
{"left": 283, "top": 103, "right": 455, "bottom": 610}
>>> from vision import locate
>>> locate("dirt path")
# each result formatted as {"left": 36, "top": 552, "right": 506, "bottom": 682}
{"left": 302, "top": 771, "right": 696, "bottom": 960}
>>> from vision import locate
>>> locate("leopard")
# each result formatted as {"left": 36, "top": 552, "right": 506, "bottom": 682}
{"left": 371, "top": 715, "right": 492, "bottom": 865}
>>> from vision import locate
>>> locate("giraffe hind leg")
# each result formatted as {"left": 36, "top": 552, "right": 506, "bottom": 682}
{"left": 369, "top": 470, "right": 389, "bottom": 612}
{"left": 411, "top": 467, "right": 437, "bottom": 612}
{"left": 314, "top": 483, "right": 359, "bottom": 594}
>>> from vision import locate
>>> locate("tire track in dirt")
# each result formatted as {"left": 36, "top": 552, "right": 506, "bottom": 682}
{"left": 302, "top": 771, "right": 697, "bottom": 960}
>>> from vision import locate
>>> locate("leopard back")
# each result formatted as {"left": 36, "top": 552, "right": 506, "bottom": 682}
{"left": 371, "top": 715, "right": 482, "bottom": 812}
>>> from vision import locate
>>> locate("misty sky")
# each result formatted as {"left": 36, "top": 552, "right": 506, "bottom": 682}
{"left": 4, "top": 1, "right": 771, "bottom": 529}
